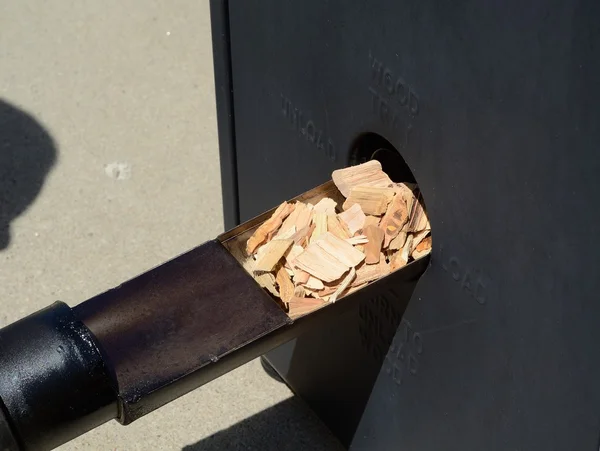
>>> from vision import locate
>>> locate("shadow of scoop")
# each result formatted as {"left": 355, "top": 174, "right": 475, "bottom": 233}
{"left": 0, "top": 99, "right": 57, "bottom": 251}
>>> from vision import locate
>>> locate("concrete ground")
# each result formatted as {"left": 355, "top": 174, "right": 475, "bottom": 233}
{"left": 0, "top": 2, "right": 342, "bottom": 450}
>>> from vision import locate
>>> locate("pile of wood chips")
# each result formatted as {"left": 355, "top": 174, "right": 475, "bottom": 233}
{"left": 245, "top": 161, "right": 431, "bottom": 319}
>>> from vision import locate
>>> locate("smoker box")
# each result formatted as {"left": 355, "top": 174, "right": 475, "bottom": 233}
{"left": 210, "top": 1, "right": 600, "bottom": 449}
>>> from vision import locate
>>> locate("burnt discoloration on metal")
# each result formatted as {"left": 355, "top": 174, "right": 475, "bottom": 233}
{"left": 74, "top": 240, "right": 291, "bottom": 424}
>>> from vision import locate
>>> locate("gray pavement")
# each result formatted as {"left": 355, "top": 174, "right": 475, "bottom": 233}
{"left": 0, "top": 2, "right": 342, "bottom": 449}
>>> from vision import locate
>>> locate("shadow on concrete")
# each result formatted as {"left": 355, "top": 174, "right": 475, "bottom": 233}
{"left": 0, "top": 99, "right": 57, "bottom": 251}
{"left": 182, "top": 397, "right": 345, "bottom": 451}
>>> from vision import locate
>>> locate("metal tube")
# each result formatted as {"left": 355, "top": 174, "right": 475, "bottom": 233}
{"left": 73, "top": 239, "right": 292, "bottom": 424}
{"left": 0, "top": 302, "right": 118, "bottom": 450}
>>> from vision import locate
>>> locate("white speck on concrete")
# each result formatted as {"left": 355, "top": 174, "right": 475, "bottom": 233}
{"left": 104, "top": 162, "right": 132, "bottom": 180}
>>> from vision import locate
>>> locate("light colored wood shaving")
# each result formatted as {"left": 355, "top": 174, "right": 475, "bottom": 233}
{"left": 284, "top": 244, "right": 304, "bottom": 269}
{"left": 254, "top": 239, "right": 294, "bottom": 273}
{"left": 327, "top": 215, "right": 351, "bottom": 239}
{"left": 332, "top": 160, "right": 393, "bottom": 197}
{"left": 314, "top": 232, "right": 365, "bottom": 268}
{"left": 276, "top": 266, "right": 295, "bottom": 302}
{"left": 354, "top": 260, "right": 386, "bottom": 285}
{"left": 291, "top": 223, "right": 315, "bottom": 247}
{"left": 294, "top": 285, "right": 306, "bottom": 298}
{"left": 412, "top": 236, "right": 432, "bottom": 259}
{"left": 247, "top": 202, "right": 295, "bottom": 254}
{"left": 304, "top": 276, "right": 325, "bottom": 290}
{"left": 342, "top": 186, "right": 395, "bottom": 216}
{"left": 389, "top": 231, "right": 407, "bottom": 251}
{"left": 330, "top": 267, "right": 356, "bottom": 303}
{"left": 363, "top": 215, "right": 381, "bottom": 229}
{"left": 338, "top": 203, "right": 366, "bottom": 235}
{"left": 406, "top": 192, "right": 428, "bottom": 232}
{"left": 410, "top": 229, "right": 430, "bottom": 252}
{"left": 313, "top": 198, "right": 338, "bottom": 215}
{"left": 380, "top": 190, "right": 409, "bottom": 247}
{"left": 292, "top": 266, "right": 310, "bottom": 285}
{"left": 281, "top": 202, "right": 314, "bottom": 233}
{"left": 272, "top": 225, "right": 297, "bottom": 241}
{"left": 364, "top": 225, "right": 384, "bottom": 264}
{"left": 310, "top": 212, "right": 328, "bottom": 243}
{"left": 288, "top": 297, "right": 327, "bottom": 319}
{"left": 346, "top": 235, "right": 369, "bottom": 245}
{"left": 293, "top": 242, "right": 349, "bottom": 282}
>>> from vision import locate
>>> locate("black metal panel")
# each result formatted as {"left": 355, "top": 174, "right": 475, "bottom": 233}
{"left": 210, "top": 0, "right": 240, "bottom": 228}
{"left": 221, "top": 0, "right": 600, "bottom": 449}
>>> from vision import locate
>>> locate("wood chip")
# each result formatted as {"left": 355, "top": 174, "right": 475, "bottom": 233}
{"left": 338, "top": 203, "right": 366, "bottom": 235}
{"left": 363, "top": 215, "right": 381, "bottom": 229}
{"left": 256, "top": 272, "right": 279, "bottom": 297}
{"left": 303, "top": 287, "right": 321, "bottom": 298}
{"left": 304, "top": 276, "right": 325, "bottom": 290}
{"left": 353, "top": 259, "right": 387, "bottom": 285}
{"left": 272, "top": 225, "right": 297, "bottom": 241}
{"left": 310, "top": 212, "right": 328, "bottom": 243}
{"left": 294, "top": 285, "right": 306, "bottom": 298}
{"left": 390, "top": 250, "right": 408, "bottom": 272}
{"left": 291, "top": 223, "right": 315, "bottom": 247}
{"left": 343, "top": 185, "right": 396, "bottom": 216}
{"left": 287, "top": 297, "right": 327, "bottom": 320}
{"left": 313, "top": 198, "right": 337, "bottom": 215}
{"left": 240, "top": 252, "right": 279, "bottom": 296}
{"left": 280, "top": 202, "right": 313, "bottom": 233}
{"left": 346, "top": 235, "right": 369, "bottom": 245}
{"left": 276, "top": 266, "right": 295, "bottom": 302}
{"left": 316, "top": 284, "right": 339, "bottom": 297}
{"left": 380, "top": 191, "right": 409, "bottom": 247}
{"left": 293, "top": 242, "right": 349, "bottom": 282}
{"left": 389, "top": 231, "right": 407, "bottom": 251}
{"left": 330, "top": 267, "right": 356, "bottom": 303}
{"left": 363, "top": 225, "right": 384, "bottom": 264}
{"left": 406, "top": 192, "right": 428, "bottom": 232}
{"left": 332, "top": 160, "right": 393, "bottom": 197}
{"left": 379, "top": 253, "right": 391, "bottom": 276}
{"left": 410, "top": 230, "right": 430, "bottom": 251}
{"left": 284, "top": 244, "right": 304, "bottom": 268}
{"left": 327, "top": 215, "right": 351, "bottom": 239}
{"left": 254, "top": 239, "right": 294, "bottom": 272}
{"left": 412, "top": 236, "right": 432, "bottom": 259}
{"left": 292, "top": 267, "right": 310, "bottom": 285}
{"left": 401, "top": 234, "right": 414, "bottom": 263}
{"left": 314, "top": 232, "right": 365, "bottom": 268}
{"left": 396, "top": 183, "right": 416, "bottom": 208}
{"left": 391, "top": 234, "right": 413, "bottom": 271}
{"left": 247, "top": 202, "right": 294, "bottom": 254}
